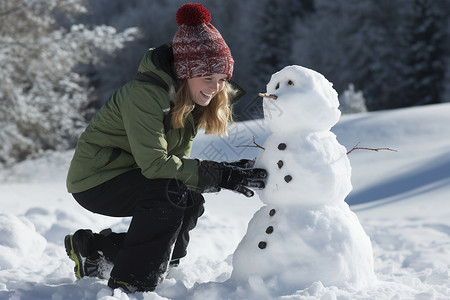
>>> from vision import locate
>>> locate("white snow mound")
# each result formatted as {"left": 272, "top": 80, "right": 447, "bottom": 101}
{"left": 0, "top": 214, "right": 47, "bottom": 269}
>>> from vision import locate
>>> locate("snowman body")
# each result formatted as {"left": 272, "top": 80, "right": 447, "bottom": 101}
{"left": 257, "top": 130, "right": 351, "bottom": 207}
{"left": 231, "top": 66, "right": 375, "bottom": 292}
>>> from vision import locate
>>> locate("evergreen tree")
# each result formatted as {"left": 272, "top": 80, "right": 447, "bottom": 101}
{"left": 251, "top": 0, "right": 312, "bottom": 82}
{"left": 399, "top": 0, "right": 448, "bottom": 107}
{"left": 0, "top": 0, "right": 137, "bottom": 166}
{"left": 339, "top": 84, "right": 368, "bottom": 114}
{"left": 293, "top": 0, "right": 404, "bottom": 110}
{"left": 346, "top": 0, "right": 405, "bottom": 110}
{"left": 80, "top": 0, "right": 182, "bottom": 106}
{"left": 238, "top": 0, "right": 313, "bottom": 120}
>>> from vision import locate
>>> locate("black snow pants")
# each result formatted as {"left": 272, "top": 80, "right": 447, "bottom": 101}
{"left": 72, "top": 168, "right": 205, "bottom": 288}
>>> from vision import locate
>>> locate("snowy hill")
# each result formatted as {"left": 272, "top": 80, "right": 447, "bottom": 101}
{"left": 1, "top": 103, "right": 449, "bottom": 300}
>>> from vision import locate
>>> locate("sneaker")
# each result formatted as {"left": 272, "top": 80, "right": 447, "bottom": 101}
{"left": 108, "top": 277, "right": 155, "bottom": 293}
{"left": 64, "top": 229, "right": 102, "bottom": 279}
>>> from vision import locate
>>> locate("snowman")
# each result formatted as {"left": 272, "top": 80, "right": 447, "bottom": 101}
{"left": 231, "top": 66, "right": 375, "bottom": 293}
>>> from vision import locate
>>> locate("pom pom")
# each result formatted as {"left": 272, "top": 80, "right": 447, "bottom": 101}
{"left": 176, "top": 3, "right": 211, "bottom": 26}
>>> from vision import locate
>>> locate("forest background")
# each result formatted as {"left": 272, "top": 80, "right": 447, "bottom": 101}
{"left": 1, "top": 0, "right": 449, "bottom": 166}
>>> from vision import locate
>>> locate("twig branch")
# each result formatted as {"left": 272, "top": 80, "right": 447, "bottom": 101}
{"left": 237, "top": 139, "right": 396, "bottom": 155}
{"left": 346, "top": 142, "right": 397, "bottom": 155}
{"left": 258, "top": 93, "right": 278, "bottom": 100}
{"left": 236, "top": 136, "right": 265, "bottom": 150}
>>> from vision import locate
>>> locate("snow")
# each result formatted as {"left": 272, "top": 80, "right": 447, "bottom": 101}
{"left": 232, "top": 65, "right": 374, "bottom": 293}
{"left": 262, "top": 65, "right": 341, "bottom": 133}
{"left": 231, "top": 203, "right": 375, "bottom": 292}
{"left": 1, "top": 101, "right": 450, "bottom": 299}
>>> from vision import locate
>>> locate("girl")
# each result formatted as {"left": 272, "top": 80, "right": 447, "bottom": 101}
{"left": 64, "top": 3, "right": 266, "bottom": 293}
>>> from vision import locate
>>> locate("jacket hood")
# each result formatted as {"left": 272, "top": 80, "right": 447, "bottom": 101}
{"left": 137, "top": 44, "right": 177, "bottom": 90}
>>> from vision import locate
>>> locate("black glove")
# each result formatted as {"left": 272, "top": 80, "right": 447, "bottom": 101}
{"left": 197, "top": 160, "right": 267, "bottom": 197}
{"left": 223, "top": 158, "right": 256, "bottom": 169}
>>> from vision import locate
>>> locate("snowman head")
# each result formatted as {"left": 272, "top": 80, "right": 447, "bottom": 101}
{"left": 262, "top": 65, "right": 341, "bottom": 133}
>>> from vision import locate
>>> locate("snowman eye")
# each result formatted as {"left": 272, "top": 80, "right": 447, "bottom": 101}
{"left": 288, "top": 80, "right": 294, "bottom": 86}
{"left": 275, "top": 82, "right": 280, "bottom": 90}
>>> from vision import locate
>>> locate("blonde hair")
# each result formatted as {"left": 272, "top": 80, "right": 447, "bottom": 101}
{"left": 171, "top": 80, "right": 235, "bottom": 136}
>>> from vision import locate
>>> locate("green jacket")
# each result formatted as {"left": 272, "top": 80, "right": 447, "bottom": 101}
{"left": 66, "top": 46, "right": 199, "bottom": 193}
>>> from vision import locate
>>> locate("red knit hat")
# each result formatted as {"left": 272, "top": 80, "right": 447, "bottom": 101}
{"left": 172, "top": 3, "right": 234, "bottom": 80}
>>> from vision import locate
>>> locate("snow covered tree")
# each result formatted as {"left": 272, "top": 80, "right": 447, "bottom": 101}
{"left": 293, "top": 0, "right": 405, "bottom": 110}
{"left": 293, "top": 0, "right": 450, "bottom": 110}
{"left": 399, "top": 0, "right": 448, "bottom": 107}
{"left": 0, "top": 0, "right": 137, "bottom": 166}
{"left": 236, "top": 0, "right": 314, "bottom": 120}
{"left": 78, "top": 0, "right": 182, "bottom": 106}
{"left": 339, "top": 84, "right": 368, "bottom": 114}
{"left": 251, "top": 0, "right": 295, "bottom": 77}
{"left": 251, "top": 0, "right": 313, "bottom": 84}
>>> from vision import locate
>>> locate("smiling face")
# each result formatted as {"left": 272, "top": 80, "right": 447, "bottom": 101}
{"left": 187, "top": 73, "right": 228, "bottom": 106}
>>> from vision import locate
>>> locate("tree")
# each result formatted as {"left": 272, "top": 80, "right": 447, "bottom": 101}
{"left": 293, "top": 0, "right": 450, "bottom": 110}
{"left": 293, "top": 0, "right": 404, "bottom": 110}
{"left": 339, "top": 84, "right": 368, "bottom": 114}
{"left": 399, "top": 0, "right": 448, "bottom": 107}
{"left": 0, "top": 0, "right": 137, "bottom": 166}
{"left": 234, "top": 0, "right": 314, "bottom": 120}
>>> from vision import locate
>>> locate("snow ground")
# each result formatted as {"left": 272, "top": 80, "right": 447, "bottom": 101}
{"left": 0, "top": 103, "right": 449, "bottom": 300}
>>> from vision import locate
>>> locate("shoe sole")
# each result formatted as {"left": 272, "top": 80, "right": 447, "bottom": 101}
{"left": 64, "top": 234, "right": 84, "bottom": 279}
{"left": 108, "top": 277, "right": 155, "bottom": 293}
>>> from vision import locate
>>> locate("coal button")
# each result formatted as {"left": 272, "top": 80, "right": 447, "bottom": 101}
{"left": 277, "top": 160, "right": 284, "bottom": 168}
{"left": 284, "top": 175, "right": 292, "bottom": 183}
{"left": 278, "top": 143, "right": 287, "bottom": 150}
{"left": 258, "top": 241, "right": 267, "bottom": 249}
